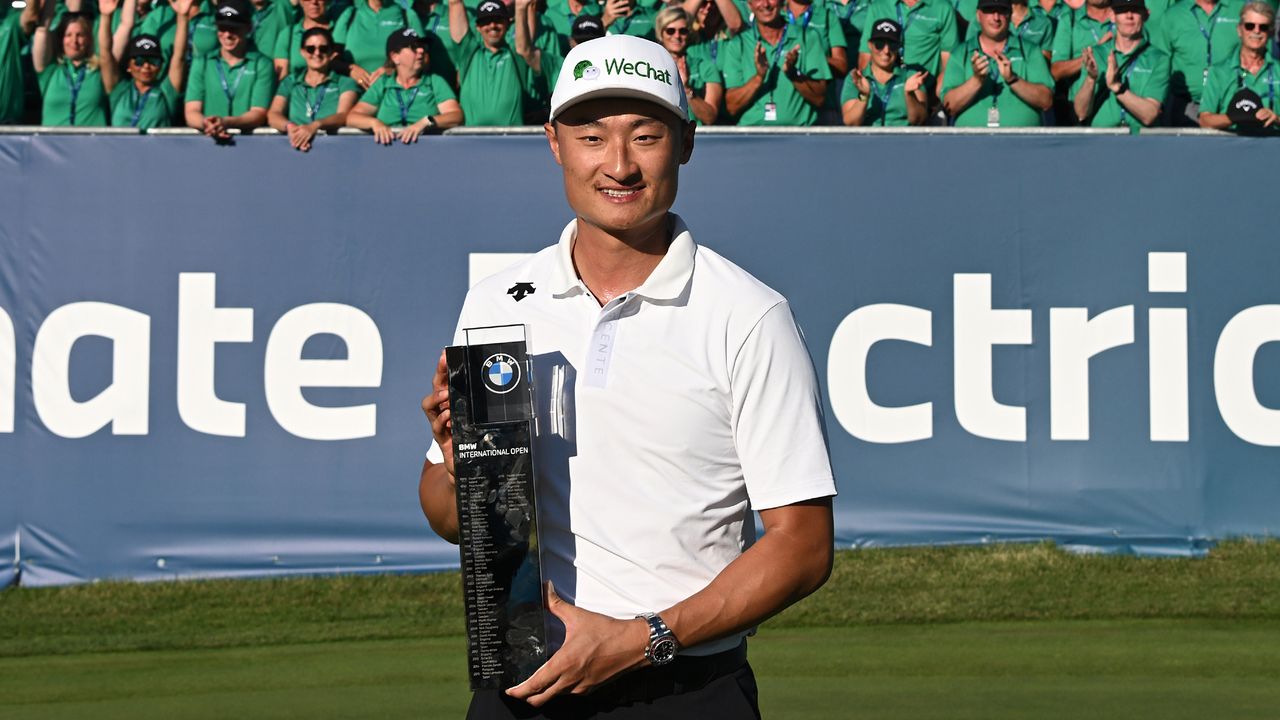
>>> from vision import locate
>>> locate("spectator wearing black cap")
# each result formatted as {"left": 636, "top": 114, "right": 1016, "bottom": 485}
{"left": 597, "top": 0, "right": 661, "bottom": 40}
{"left": 0, "top": 0, "right": 42, "bottom": 122}
{"left": 842, "top": 18, "right": 927, "bottom": 124}
{"left": 1199, "top": 1, "right": 1279, "bottom": 131}
{"left": 31, "top": 0, "right": 123, "bottom": 125}
{"left": 334, "top": 0, "right": 428, "bottom": 89}
{"left": 109, "top": 2, "right": 192, "bottom": 127}
{"left": 444, "top": 0, "right": 543, "bottom": 124}
{"left": 542, "top": 0, "right": 598, "bottom": 49}
{"left": 724, "top": 0, "right": 831, "bottom": 125}
{"left": 570, "top": 13, "right": 605, "bottom": 48}
{"left": 268, "top": 27, "right": 360, "bottom": 149}
{"left": 855, "top": 0, "right": 958, "bottom": 100}
{"left": 184, "top": 0, "right": 275, "bottom": 139}
{"left": 785, "top": 0, "right": 849, "bottom": 123}
{"left": 942, "top": 0, "right": 1053, "bottom": 126}
{"left": 656, "top": 5, "right": 723, "bottom": 124}
{"left": 1072, "top": 0, "right": 1168, "bottom": 130}
{"left": 961, "top": 0, "right": 1054, "bottom": 59}
{"left": 347, "top": 27, "right": 462, "bottom": 141}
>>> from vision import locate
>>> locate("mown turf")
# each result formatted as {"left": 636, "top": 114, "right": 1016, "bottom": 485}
{"left": 2, "top": 622, "right": 1279, "bottom": 719}
{"left": 3, "top": 540, "right": 1278, "bottom": 658}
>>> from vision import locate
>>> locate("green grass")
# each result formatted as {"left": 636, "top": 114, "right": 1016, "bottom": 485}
{"left": 2, "top": 540, "right": 1279, "bottom": 718}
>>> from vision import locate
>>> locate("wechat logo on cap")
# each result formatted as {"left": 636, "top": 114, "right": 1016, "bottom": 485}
{"left": 574, "top": 60, "right": 600, "bottom": 80}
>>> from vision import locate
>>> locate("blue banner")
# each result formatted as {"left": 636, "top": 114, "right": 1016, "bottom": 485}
{"left": 2, "top": 132, "right": 1278, "bottom": 586}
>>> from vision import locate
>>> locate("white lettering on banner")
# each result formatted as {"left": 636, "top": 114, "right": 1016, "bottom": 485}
{"left": 827, "top": 303, "right": 933, "bottom": 443}
{"left": 1215, "top": 305, "right": 1280, "bottom": 446}
{"left": 954, "top": 274, "right": 1033, "bottom": 441}
{"left": 0, "top": 307, "right": 12, "bottom": 433}
{"left": 1148, "top": 253, "right": 1190, "bottom": 441}
{"left": 263, "top": 303, "right": 383, "bottom": 441}
{"left": 1049, "top": 306, "right": 1135, "bottom": 440}
{"left": 177, "top": 273, "right": 254, "bottom": 437}
{"left": 32, "top": 302, "right": 151, "bottom": 438}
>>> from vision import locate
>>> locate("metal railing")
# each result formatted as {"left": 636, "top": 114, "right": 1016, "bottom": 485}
{"left": 0, "top": 125, "right": 1238, "bottom": 137}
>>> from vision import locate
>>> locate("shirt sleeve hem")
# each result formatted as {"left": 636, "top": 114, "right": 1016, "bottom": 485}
{"left": 748, "top": 478, "right": 838, "bottom": 511}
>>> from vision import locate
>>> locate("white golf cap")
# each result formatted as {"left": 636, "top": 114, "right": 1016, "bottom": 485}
{"left": 549, "top": 35, "right": 689, "bottom": 122}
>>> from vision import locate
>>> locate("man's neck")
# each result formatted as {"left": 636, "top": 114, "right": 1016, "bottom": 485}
{"left": 978, "top": 33, "right": 1008, "bottom": 54}
{"left": 302, "top": 16, "right": 329, "bottom": 28}
{"left": 1242, "top": 47, "right": 1266, "bottom": 71}
{"left": 572, "top": 215, "right": 672, "bottom": 306}
{"left": 395, "top": 67, "right": 419, "bottom": 85}
{"left": 786, "top": 0, "right": 812, "bottom": 18}
{"left": 1115, "top": 31, "right": 1142, "bottom": 53}
{"left": 757, "top": 17, "right": 785, "bottom": 43}
{"left": 305, "top": 67, "right": 330, "bottom": 85}
{"left": 220, "top": 46, "right": 247, "bottom": 64}
{"left": 1011, "top": 4, "right": 1028, "bottom": 25}
{"left": 367, "top": 0, "right": 383, "bottom": 11}
{"left": 902, "top": 0, "right": 920, "bottom": 8}
{"left": 134, "top": 76, "right": 156, "bottom": 91}
{"left": 1194, "top": 0, "right": 1216, "bottom": 14}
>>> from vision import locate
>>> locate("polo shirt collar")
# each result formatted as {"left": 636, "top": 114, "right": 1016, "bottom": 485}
{"left": 549, "top": 214, "right": 697, "bottom": 302}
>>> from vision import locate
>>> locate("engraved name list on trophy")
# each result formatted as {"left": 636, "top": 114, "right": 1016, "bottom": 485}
{"left": 446, "top": 325, "right": 546, "bottom": 690}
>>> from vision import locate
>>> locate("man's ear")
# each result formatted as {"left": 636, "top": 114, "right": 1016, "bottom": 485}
{"left": 545, "top": 121, "right": 564, "bottom": 166}
{"left": 679, "top": 120, "right": 695, "bottom": 165}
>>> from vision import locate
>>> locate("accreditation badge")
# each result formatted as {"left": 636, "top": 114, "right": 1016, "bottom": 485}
{"left": 987, "top": 106, "right": 1000, "bottom": 127}
{"left": 764, "top": 101, "right": 778, "bottom": 122}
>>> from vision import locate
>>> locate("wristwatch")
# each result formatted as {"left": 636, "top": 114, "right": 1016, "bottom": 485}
{"left": 637, "top": 612, "right": 679, "bottom": 666}
{"left": 426, "top": 115, "right": 438, "bottom": 130}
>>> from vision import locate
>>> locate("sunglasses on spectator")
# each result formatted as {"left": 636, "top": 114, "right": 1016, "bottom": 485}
{"left": 476, "top": 18, "right": 505, "bottom": 26}
{"left": 1242, "top": 21, "right": 1272, "bottom": 32}
{"left": 871, "top": 40, "right": 899, "bottom": 51}
{"left": 664, "top": 27, "right": 689, "bottom": 36}
{"left": 132, "top": 56, "right": 162, "bottom": 66}
{"left": 302, "top": 44, "right": 333, "bottom": 54}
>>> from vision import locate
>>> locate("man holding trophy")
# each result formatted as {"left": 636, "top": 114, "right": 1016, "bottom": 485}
{"left": 419, "top": 34, "right": 837, "bottom": 719}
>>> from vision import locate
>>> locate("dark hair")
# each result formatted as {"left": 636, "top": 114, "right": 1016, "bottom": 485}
{"left": 301, "top": 26, "right": 336, "bottom": 48}
{"left": 52, "top": 12, "right": 97, "bottom": 65}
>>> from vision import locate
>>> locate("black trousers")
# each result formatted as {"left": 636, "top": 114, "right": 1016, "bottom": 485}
{"left": 465, "top": 647, "right": 760, "bottom": 720}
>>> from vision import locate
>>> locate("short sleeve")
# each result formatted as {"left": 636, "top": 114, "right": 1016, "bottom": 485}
{"left": 272, "top": 26, "right": 291, "bottom": 61}
{"left": 1022, "top": 41, "right": 1052, "bottom": 85}
{"left": 431, "top": 72, "right": 457, "bottom": 105}
{"left": 333, "top": 7, "right": 354, "bottom": 44}
{"left": 730, "top": 301, "right": 837, "bottom": 510}
{"left": 337, "top": 74, "right": 361, "bottom": 95}
{"left": 275, "top": 74, "right": 295, "bottom": 99}
{"left": 699, "top": 54, "right": 723, "bottom": 85}
{"left": 941, "top": 42, "right": 966, "bottom": 94}
{"left": 187, "top": 55, "right": 207, "bottom": 104}
{"left": 362, "top": 75, "right": 388, "bottom": 107}
{"left": 826, "top": 10, "right": 848, "bottom": 50}
{"left": 250, "top": 56, "right": 276, "bottom": 108}
{"left": 1051, "top": 12, "right": 1075, "bottom": 62}
{"left": 938, "top": 3, "right": 959, "bottom": 53}
{"left": 803, "top": 34, "right": 832, "bottom": 80}
{"left": 1201, "top": 65, "right": 1226, "bottom": 113}
{"left": 1143, "top": 50, "right": 1171, "bottom": 103}
{"left": 840, "top": 72, "right": 860, "bottom": 103}
{"left": 721, "top": 35, "right": 748, "bottom": 87}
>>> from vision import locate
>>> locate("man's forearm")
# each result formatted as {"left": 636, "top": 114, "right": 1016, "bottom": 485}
{"left": 1073, "top": 76, "right": 1097, "bottom": 122}
{"left": 790, "top": 75, "right": 827, "bottom": 108}
{"left": 1008, "top": 77, "right": 1052, "bottom": 111}
{"left": 725, "top": 74, "right": 763, "bottom": 116}
{"left": 419, "top": 459, "right": 460, "bottom": 543}
{"left": 943, "top": 75, "right": 983, "bottom": 116}
{"left": 1051, "top": 56, "right": 1082, "bottom": 82}
{"left": 1116, "top": 90, "right": 1160, "bottom": 126}
{"left": 659, "top": 498, "right": 833, "bottom": 650}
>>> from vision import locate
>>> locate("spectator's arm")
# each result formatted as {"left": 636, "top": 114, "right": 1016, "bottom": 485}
{"left": 942, "top": 51, "right": 986, "bottom": 116}
{"left": 935, "top": 50, "right": 951, "bottom": 98}
{"left": 1007, "top": 73, "right": 1051, "bottom": 111}
{"left": 112, "top": 0, "right": 135, "bottom": 61}
{"left": 513, "top": 0, "right": 540, "bottom": 73}
{"left": 1072, "top": 71, "right": 1097, "bottom": 122}
{"left": 19, "top": 0, "right": 41, "bottom": 35}
{"left": 690, "top": 82, "right": 721, "bottom": 125}
{"left": 431, "top": 97, "right": 463, "bottom": 128}
{"left": 784, "top": 44, "right": 827, "bottom": 109}
{"left": 448, "top": 0, "right": 468, "bottom": 44}
{"left": 1051, "top": 54, "right": 1082, "bottom": 82}
{"left": 715, "top": 0, "right": 744, "bottom": 33}
{"left": 219, "top": 107, "right": 269, "bottom": 129}
{"left": 904, "top": 76, "right": 927, "bottom": 125}
{"left": 1197, "top": 109, "right": 1231, "bottom": 129}
{"left": 266, "top": 93, "right": 291, "bottom": 131}
{"left": 313, "top": 88, "right": 360, "bottom": 130}
{"left": 98, "top": 0, "right": 122, "bottom": 93}
{"left": 841, "top": 96, "right": 867, "bottom": 125}
{"left": 32, "top": 25, "right": 52, "bottom": 74}
{"left": 65, "top": 0, "right": 83, "bottom": 12}
{"left": 184, "top": 99, "right": 206, "bottom": 129}
{"left": 724, "top": 44, "right": 767, "bottom": 117}
{"left": 1113, "top": 85, "right": 1160, "bottom": 126}
{"left": 828, "top": 45, "right": 848, "bottom": 79}
{"left": 169, "top": 0, "right": 193, "bottom": 93}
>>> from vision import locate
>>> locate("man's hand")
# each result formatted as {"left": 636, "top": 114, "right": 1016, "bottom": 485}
{"left": 350, "top": 65, "right": 374, "bottom": 89}
{"left": 782, "top": 45, "right": 800, "bottom": 77}
{"left": 970, "top": 50, "right": 990, "bottom": 82}
{"left": 98, "top": 0, "right": 117, "bottom": 15}
{"left": 505, "top": 583, "right": 649, "bottom": 707}
{"left": 203, "top": 115, "right": 229, "bottom": 138}
{"left": 422, "top": 350, "right": 456, "bottom": 477}
{"left": 1082, "top": 47, "right": 1098, "bottom": 79}
{"left": 601, "top": 0, "right": 631, "bottom": 27}
{"left": 993, "top": 50, "right": 1014, "bottom": 83}
{"left": 1104, "top": 51, "right": 1121, "bottom": 93}
{"left": 172, "top": 0, "right": 197, "bottom": 18}
{"left": 904, "top": 70, "right": 927, "bottom": 94}
{"left": 1258, "top": 107, "right": 1278, "bottom": 127}
{"left": 753, "top": 42, "right": 768, "bottom": 78}
{"left": 676, "top": 54, "right": 690, "bottom": 87}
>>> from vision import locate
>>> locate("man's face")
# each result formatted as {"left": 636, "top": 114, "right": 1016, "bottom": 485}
{"left": 300, "top": 0, "right": 328, "bottom": 22}
{"left": 977, "top": 7, "right": 1010, "bottom": 38}
{"left": 750, "top": 0, "right": 782, "bottom": 24}
{"left": 478, "top": 16, "right": 510, "bottom": 46}
{"left": 545, "top": 98, "right": 695, "bottom": 238}
{"left": 1112, "top": 8, "right": 1145, "bottom": 37}
{"left": 1086, "top": 0, "right": 1107, "bottom": 8}
{"left": 217, "top": 25, "right": 248, "bottom": 54}
{"left": 1239, "top": 10, "right": 1272, "bottom": 52}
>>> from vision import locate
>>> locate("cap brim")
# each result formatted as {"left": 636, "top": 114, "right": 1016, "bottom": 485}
{"left": 551, "top": 85, "right": 686, "bottom": 124}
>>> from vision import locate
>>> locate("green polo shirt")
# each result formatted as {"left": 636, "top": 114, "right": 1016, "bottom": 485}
{"left": 856, "top": 0, "right": 958, "bottom": 77}
{"left": 1051, "top": 7, "right": 1114, "bottom": 63}
{"left": 333, "top": 0, "right": 426, "bottom": 72}
{"left": 829, "top": 0, "right": 871, "bottom": 55}
{"left": 790, "top": 1, "right": 848, "bottom": 110}
{"left": 722, "top": 21, "right": 832, "bottom": 125}
{"left": 187, "top": 50, "right": 276, "bottom": 115}
{"left": 1153, "top": 0, "right": 1242, "bottom": 103}
{"left": 842, "top": 64, "right": 915, "bottom": 124}
{"left": 250, "top": 0, "right": 296, "bottom": 58}
{"left": 964, "top": 6, "right": 1055, "bottom": 55}
{"left": 38, "top": 61, "right": 109, "bottom": 126}
{"left": 360, "top": 71, "right": 454, "bottom": 124}
{"left": 138, "top": 5, "right": 222, "bottom": 58}
{"left": 445, "top": 31, "right": 534, "bottom": 125}
{"left": 1202, "top": 54, "right": 1280, "bottom": 129}
{"left": 0, "top": 11, "right": 25, "bottom": 123}
{"left": 110, "top": 77, "right": 180, "bottom": 127}
{"left": 943, "top": 34, "right": 1051, "bottom": 126}
{"left": 276, "top": 69, "right": 359, "bottom": 123}
{"left": 686, "top": 43, "right": 725, "bottom": 125}
{"left": 1072, "top": 37, "right": 1170, "bottom": 130}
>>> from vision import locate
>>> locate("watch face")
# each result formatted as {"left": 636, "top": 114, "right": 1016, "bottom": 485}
{"left": 651, "top": 638, "right": 678, "bottom": 665}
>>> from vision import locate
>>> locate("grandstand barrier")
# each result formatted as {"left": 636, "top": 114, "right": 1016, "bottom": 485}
{"left": 1, "top": 130, "right": 1277, "bottom": 587}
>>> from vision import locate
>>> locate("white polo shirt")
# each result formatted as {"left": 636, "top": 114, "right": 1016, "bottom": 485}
{"left": 452, "top": 214, "right": 836, "bottom": 656}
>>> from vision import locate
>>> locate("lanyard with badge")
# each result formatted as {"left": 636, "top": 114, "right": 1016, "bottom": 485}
{"left": 786, "top": 5, "right": 813, "bottom": 28}
{"left": 393, "top": 82, "right": 422, "bottom": 125}
{"left": 763, "top": 23, "right": 791, "bottom": 122}
{"left": 215, "top": 58, "right": 247, "bottom": 109}
{"left": 129, "top": 84, "right": 156, "bottom": 127}
{"left": 871, "top": 71, "right": 900, "bottom": 125}
{"left": 982, "top": 38, "right": 1007, "bottom": 127}
{"left": 1115, "top": 41, "right": 1147, "bottom": 126}
{"left": 63, "top": 62, "right": 87, "bottom": 125}
{"left": 1236, "top": 63, "right": 1278, "bottom": 109}
{"left": 895, "top": 0, "right": 917, "bottom": 35}
{"left": 1191, "top": 4, "right": 1217, "bottom": 80}
{"left": 303, "top": 79, "right": 330, "bottom": 121}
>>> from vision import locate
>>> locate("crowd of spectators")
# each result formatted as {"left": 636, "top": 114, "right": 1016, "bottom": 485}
{"left": 0, "top": 0, "right": 1276, "bottom": 143}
